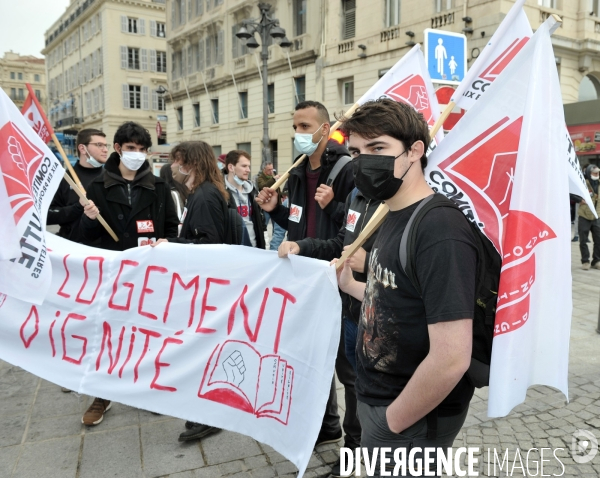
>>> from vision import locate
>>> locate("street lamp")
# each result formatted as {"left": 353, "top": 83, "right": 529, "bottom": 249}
{"left": 236, "top": 2, "right": 290, "bottom": 164}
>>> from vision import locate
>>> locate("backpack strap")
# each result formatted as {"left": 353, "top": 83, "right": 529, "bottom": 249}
{"left": 326, "top": 156, "right": 352, "bottom": 186}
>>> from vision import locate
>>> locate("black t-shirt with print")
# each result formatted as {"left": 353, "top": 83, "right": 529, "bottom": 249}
{"left": 355, "top": 197, "right": 478, "bottom": 416}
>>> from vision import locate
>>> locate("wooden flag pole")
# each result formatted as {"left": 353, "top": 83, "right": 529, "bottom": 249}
{"left": 51, "top": 133, "right": 85, "bottom": 193}
{"left": 269, "top": 102, "right": 361, "bottom": 191}
{"left": 429, "top": 101, "right": 455, "bottom": 140}
{"left": 62, "top": 173, "right": 119, "bottom": 243}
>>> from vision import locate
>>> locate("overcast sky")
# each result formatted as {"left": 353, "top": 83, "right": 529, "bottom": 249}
{"left": 0, "top": 0, "right": 72, "bottom": 57}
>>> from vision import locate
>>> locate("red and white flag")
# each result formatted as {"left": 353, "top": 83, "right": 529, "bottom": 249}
{"left": 357, "top": 44, "right": 444, "bottom": 145}
{"left": 0, "top": 87, "right": 64, "bottom": 304}
{"left": 426, "top": 16, "right": 570, "bottom": 417}
{"left": 0, "top": 163, "right": 21, "bottom": 261}
{"left": 21, "top": 83, "right": 54, "bottom": 144}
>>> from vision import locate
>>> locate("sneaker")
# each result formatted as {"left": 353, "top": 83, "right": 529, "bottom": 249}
{"left": 593, "top": 263, "right": 600, "bottom": 270}
{"left": 178, "top": 424, "right": 220, "bottom": 442}
{"left": 82, "top": 398, "right": 112, "bottom": 426}
{"left": 314, "top": 428, "right": 343, "bottom": 447}
{"left": 331, "top": 456, "right": 354, "bottom": 477}
{"left": 582, "top": 262, "right": 591, "bottom": 270}
{"left": 184, "top": 420, "right": 196, "bottom": 430}
{"left": 572, "top": 236, "right": 579, "bottom": 242}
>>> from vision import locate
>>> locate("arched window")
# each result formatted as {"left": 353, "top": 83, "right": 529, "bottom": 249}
{"left": 578, "top": 75, "right": 600, "bottom": 101}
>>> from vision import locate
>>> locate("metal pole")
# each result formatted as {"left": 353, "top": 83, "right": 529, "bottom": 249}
{"left": 261, "top": 20, "right": 271, "bottom": 164}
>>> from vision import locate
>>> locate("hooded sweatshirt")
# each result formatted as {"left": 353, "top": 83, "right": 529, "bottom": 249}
{"left": 224, "top": 176, "right": 257, "bottom": 247}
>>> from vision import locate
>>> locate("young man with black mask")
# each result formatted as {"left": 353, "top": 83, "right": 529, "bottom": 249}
{"left": 47, "top": 128, "right": 108, "bottom": 239}
{"left": 256, "top": 100, "right": 359, "bottom": 461}
{"left": 77, "top": 121, "right": 179, "bottom": 426}
{"left": 335, "top": 98, "right": 477, "bottom": 475}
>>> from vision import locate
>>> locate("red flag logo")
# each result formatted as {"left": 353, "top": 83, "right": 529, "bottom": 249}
{"left": 479, "top": 37, "right": 529, "bottom": 83}
{"left": 347, "top": 212, "right": 357, "bottom": 226}
{"left": 384, "top": 74, "right": 434, "bottom": 126}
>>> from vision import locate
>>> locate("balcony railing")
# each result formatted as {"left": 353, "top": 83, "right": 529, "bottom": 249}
{"left": 381, "top": 26, "right": 400, "bottom": 42}
{"left": 234, "top": 57, "right": 246, "bottom": 70}
{"left": 431, "top": 12, "right": 454, "bottom": 29}
{"left": 338, "top": 41, "right": 354, "bottom": 54}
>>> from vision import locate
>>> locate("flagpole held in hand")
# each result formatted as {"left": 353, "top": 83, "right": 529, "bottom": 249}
{"left": 62, "top": 173, "right": 119, "bottom": 243}
{"left": 269, "top": 102, "right": 361, "bottom": 192}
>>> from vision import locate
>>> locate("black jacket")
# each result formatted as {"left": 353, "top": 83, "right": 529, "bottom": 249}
{"left": 47, "top": 161, "right": 104, "bottom": 239}
{"left": 269, "top": 140, "right": 355, "bottom": 241}
{"left": 226, "top": 185, "right": 266, "bottom": 249}
{"left": 170, "top": 181, "right": 229, "bottom": 245}
{"left": 77, "top": 152, "right": 179, "bottom": 251}
{"left": 296, "top": 189, "right": 381, "bottom": 324}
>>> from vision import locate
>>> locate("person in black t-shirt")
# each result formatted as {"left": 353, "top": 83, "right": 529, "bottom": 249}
{"left": 335, "top": 98, "right": 478, "bottom": 475}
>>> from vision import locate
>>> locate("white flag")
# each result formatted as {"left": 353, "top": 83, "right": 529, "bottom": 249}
{"left": 426, "top": 16, "right": 570, "bottom": 417}
{"left": 0, "top": 87, "right": 64, "bottom": 304}
{"left": 357, "top": 44, "right": 444, "bottom": 144}
{"left": 0, "top": 162, "right": 21, "bottom": 260}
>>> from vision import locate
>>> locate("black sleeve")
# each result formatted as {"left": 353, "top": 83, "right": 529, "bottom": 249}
{"left": 78, "top": 186, "right": 104, "bottom": 245}
{"left": 169, "top": 189, "right": 226, "bottom": 245}
{"left": 323, "top": 162, "right": 355, "bottom": 228}
{"left": 415, "top": 208, "right": 478, "bottom": 324}
{"left": 47, "top": 178, "right": 83, "bottom": 226}
{"left": 162, "top": 187, "right": 179, "bottom": 239}
{"left": 269, "top": 203, "right": 289, "bottom": 231}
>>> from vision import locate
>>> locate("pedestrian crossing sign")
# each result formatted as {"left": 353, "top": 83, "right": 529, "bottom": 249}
{"left": 424, "top": 29, "right": 467, "bottom": 85}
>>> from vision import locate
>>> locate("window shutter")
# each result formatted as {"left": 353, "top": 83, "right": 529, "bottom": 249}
{"left": 121, "top": 15, "right": 127, "bottom": 32}
{"left": 92, "top": 51, "right": 98, "bottom": 77}
{"left": 343, "top": 0, "right": 356, "bottom": 40}
{"left": 78, "top": 62, "right": 83, "bottom": 85}
{"left": 171, "top": 0, "right": 176, "bottom": 28}
{"left": 94, "top": 88, "right": 99, "bottom": 113}
{"left": 188, "top": 0, "right": 192, "bottom": 20}
{"left": 139, "top": 19, "right": 146, "bottom": 35}
{"left": 150, "top": 20, "right": 156, "bottom": 37}
{"left": 97, "top": 13, "right": 102, "bottom": 32}
{"left": 198, "top": 0, "right": 203, "bottom": 14}
{"left": 87, "top": 57, "right": 92, "bottom": 81}
{"left": 206, "top": 0, "right": 211, "bottom": 11}
{"left": 187, "top": 47, "right": 193, "bottom": 74}
{"left": 99, "top": 85, "right": 104, "bottom": 110}
{"left": 86, "top": 91, "right": 92, "bottom": 114}
{"left": 205, "top": 37, "right": 211, "bottom": 67}
{"left": 231, "top": 25, "right": 238, "bottom": 59}
{"left": 98, "top": 48, "right": 103, "bottom": 74}
{"left": 122, "top": 84, "right": 130, "bottom": 108}
{"left": 91, "top": 16, "right": 96, "bottom": 34}
{"left": 198, "top": 39, "right": 204, "bottom": 71}
{"left": 181, "top": 0, "right": 187, "bottom": 24}
{"left": 150, "top": 49, "right": 157, "bottom": 72}
{"left": 141, "top": 49, "right": 148, "bottom": 71}
{"left": 152, "top": 90, "right": 158, "bottom": 110}
{"left": 217, "top": 30, "right": 224, "bottom": 65}
{"left": 142, "top": 86, "right": 149, "bottom": 110}
{"left": 120, "top": 46, "right": 128, "bottom": 69}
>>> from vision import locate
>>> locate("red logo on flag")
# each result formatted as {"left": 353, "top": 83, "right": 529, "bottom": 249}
{"left": 479, "top": 37, "right": 530, "bottom": 83}
{"left": 290, "top": 206, "right": 300, "bottom": 218}
{"left": 0, "top": 121, "right": 44, "bottom": 224}
{"left": 136, "top": 220, "right": 155, "bottom": 233}
{"left": 21, "top": 96, "right": 52, "bottom": 144}
{"left": 384, "top": 74, "right": 434, "bottom": 126}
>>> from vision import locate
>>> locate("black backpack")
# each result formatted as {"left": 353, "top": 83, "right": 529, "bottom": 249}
{"left": 399, "top": 193, "right": 501, "bottom": 388}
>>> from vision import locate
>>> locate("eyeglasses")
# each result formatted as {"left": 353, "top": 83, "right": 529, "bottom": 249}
{"left": 87, "top": 142, "right": 108, "bottom": 149}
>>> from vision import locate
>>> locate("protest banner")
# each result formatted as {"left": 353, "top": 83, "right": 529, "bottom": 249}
{"left": 426, "top": 16, "right": 571, "bottom": 416}
{"left": 0, "top": 87, "right": 64, "bottom": 304}
{"left": 0, "top": 234, "right": 341, "bottom": 477}
{"left": 0, "top": 162, "right": 21, "bottom": 261}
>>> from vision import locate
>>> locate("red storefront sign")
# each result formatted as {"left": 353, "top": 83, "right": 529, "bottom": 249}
{"left": 567, "top": 123, "right": 600, "bottom": 155}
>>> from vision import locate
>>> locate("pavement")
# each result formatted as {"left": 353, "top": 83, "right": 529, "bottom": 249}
{"left": 1, "top": 241, "right": 599, "bottom": 478}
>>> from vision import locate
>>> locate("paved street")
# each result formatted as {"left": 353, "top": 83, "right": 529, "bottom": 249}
{"left": 1, "top": 241, "right": 599, "bottom": 478}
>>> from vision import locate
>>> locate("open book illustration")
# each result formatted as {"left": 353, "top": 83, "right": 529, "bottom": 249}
{"left": 198, "top": 340, "right": 294, "bottom": 425}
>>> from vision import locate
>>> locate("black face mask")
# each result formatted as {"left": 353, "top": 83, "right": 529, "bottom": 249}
{"left": 352, "top": 152, "right": 412, "bottom": 201}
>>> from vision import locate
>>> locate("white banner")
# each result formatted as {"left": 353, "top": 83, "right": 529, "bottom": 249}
{"left": 0, "top": 235, "right": 341, "bottom": 477}
{"left": 357, "top": 44, "right": 444, "bottom": 145}
{"left": 0, "top": 162, "right": 21, "bottom": 260}
{"left": 0, "top": 87, "right": 64, "bottom": 303}
{"left": 426, "top": 17, "right": 571, "bottom": 417}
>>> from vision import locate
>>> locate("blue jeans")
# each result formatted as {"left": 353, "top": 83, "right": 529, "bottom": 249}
{"left": 264, "top": 211, "right": 286, "bottom": 251}
{"left": 344, "top": 318, "right": 358, "bottom": 373}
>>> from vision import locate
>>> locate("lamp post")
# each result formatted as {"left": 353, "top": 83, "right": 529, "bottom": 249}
{"left": 236, "top": 3, "right": 292, "bottom": 164}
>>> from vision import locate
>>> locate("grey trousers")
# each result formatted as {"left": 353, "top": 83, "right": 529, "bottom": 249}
{"left": 357, "top": 400, "right": 469, "bottom": 477}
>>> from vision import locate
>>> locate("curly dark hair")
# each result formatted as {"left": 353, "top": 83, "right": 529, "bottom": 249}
{"left": 113, "top": 121, "right": 152, "bottom": 149}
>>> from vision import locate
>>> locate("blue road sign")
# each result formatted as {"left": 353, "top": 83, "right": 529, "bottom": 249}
{"left": 424, "top": 29, "right": 467, "bottom": 85}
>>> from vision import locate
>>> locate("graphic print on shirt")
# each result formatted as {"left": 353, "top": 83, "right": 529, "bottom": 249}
{"left": 360, "top": 248, "right": 399, "bottom": 372}
{"left": 288, "top": 204, "right": 303, "bottom": 223}
{"left": 345, "top": 209, "right": 361, "bottom": 232}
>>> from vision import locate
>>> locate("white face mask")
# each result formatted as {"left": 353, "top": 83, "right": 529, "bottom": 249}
{"left": 294, "top": 123, "right": 325, "bottom": 156}
{"left": 592, "top": 173, "right": 599, "bottom": 180}
{"left": 83, "top": 146, "right": 103, "bottom": 168}
{"left": 120, "top": 151, "right": 146, "bottom": 171}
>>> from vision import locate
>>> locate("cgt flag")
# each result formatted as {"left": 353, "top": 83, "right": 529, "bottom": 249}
{"left": 21, "top": 83, "right": 54, "bottom": 144}
{"left": 426, "top": 16, "right": 571, "bottom": 417}
{"left": 356, "top": 44, "right": 444, "bottom": 145}
{"left": 0, "top": 87, "right": 64, "bottom": 304}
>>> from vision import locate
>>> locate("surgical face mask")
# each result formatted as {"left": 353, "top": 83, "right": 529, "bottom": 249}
{"left": 83, "top": 146, "right": 103, "bottom": 168}
{"left": 120, "top": 151, "right": 146, "bottom": 171}
{"left": 592, "top": 172, "right": 599, "bottom": 180}
{"left": 352, "top": 151, "right": 412, "bottom": 201}
{"left": 294, "top": 123, "right": 325, "bottom": 156}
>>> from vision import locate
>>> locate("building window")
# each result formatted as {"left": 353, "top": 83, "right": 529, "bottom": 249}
{"left": 35, "top": 90, "right": 41, "bottom": 100}
{"left": 239, "top": 92, "right": 248, "bottom": 119}
{"left": 237, "top": 142, "right": 251, "bottom": 155}
{"left": 385, "top": 0, "right": 401, "bottom": 27}
{"left": 193, "top": 103, "right": 200, "bottom": 127}
{"left": 128, "top": 48, "right": 140, "bottom": 70}
{"left": 578, "top": 75, "right": 600, "bottom": 101}
{"left": 156, "top": 51, "right": 167, "bottom": 72}
{"left": 205, "top": 31, "right": 224, "bottom": 66}
{"left": 342, "top": 0, "right": 356, "bottom": 40}
{"left": 129, "top": 85, "right": 141, "bottom": 109}
{"left": 34, "top": 74, "right": 41, "bottom": 82}
{"left": 18, "top": 88, "right": 24, "bottom": 100}
{"left": 128, "top": 18, "right": 138, "bottom": 33}
{"left": 18, "top": 72, "right": 23, "bottom": 80}
{"left": 176, "top": 107, "right": 183, "bottom": 130}
{"left": 538, "top": 0, "right": 557, "bottom": 7}
{"left": 232, "top": 23, "right": 248, "bottom": 59}
{"left": 294, "top": 0, "right": 307, "bottom": 36}
{"left": 341, "top": 78, "right": 354, "bottom": 105}
{"left": 267, "top": 84, "right": 274, "bottom": 113}
{"left": 156, "top": 22, "right": 166, "bottom": 37}
{"left": 212, "top": 145, "right": 222, "bottom": 159}
{"left": 211, "top": 98, "right": 219, "bottom": 124}
{"left": 270, "top": 140, "right": 278, "bottom": 170}
{"left": 295, "top": 76, "right": 306, "bottom": 105}
{"left": 10, "top": 72, "right": 15, "bottom": 80}
{"left": 158, "top": 95, "right": 166, "bottom": 111}
{"left": 10, "top": 88, "right": 16, "bottom": 100}
{"left": 434, "top": 0, "right": 452, "bottom": 11}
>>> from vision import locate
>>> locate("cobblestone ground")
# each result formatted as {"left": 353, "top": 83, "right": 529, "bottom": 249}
{"left": 0, "top": 242, "right": 599, "bottom": 478}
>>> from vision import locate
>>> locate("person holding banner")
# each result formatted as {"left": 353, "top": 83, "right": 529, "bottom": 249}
{"left": 256, "top": 100, "right": 359, "bottom": 458}
{"left": 47, "top": 129, "right": 108, "bottom": 240}
{"left": 335, "top": 99, "right": 477, "bottom": 474}
{"left": 578, "top": 164, "right": 600, "bottom": 270}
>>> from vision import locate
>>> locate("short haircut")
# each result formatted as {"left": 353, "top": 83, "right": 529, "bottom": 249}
{"left": 339, "top": 98, "right": 430, "bottom": 170}
{"left": 76, "top": 129, "right": 105, "bottom": 150}
{"left": 295, "top": 100, "right": 330, "bottom": 125}
{"left": 113, "top": 121, "right": 152, "bottom": 149}
{"left": 225, "top": 149, "right": 251, "bottom": 172}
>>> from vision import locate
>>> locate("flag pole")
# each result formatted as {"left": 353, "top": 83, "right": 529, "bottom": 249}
{"left": 270, "top": 102, "right": 360, "bottom": 191}
{"left": 50, "top": 132, "right": 85, "bottom": 192}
